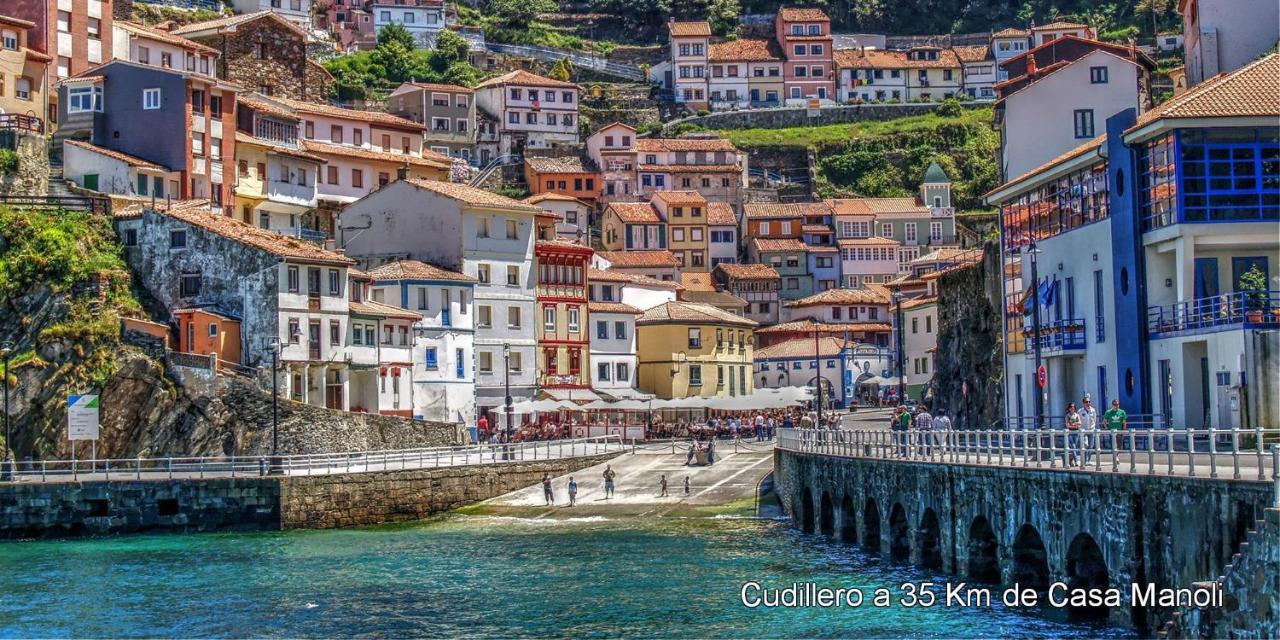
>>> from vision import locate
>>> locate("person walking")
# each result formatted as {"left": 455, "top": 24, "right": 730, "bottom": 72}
{"left": 782, "top": 413, "right": 794, "bottom": 431}
{"left": 603, "top": 465, "right": 616, "bottom": 499}
{"left": 1080, "top": 394, "right": 1098, "bottom": 464}
{"left": 542, "top": 473, "right": 554, "bottom": 506}
{"left": 684, "top": 476, "right": 691, "bottom": 495}
{"left": 933, "top": 409, "right": 952, "bottom": 454}
{"left": 1064, "top": 402, "right": 1082, "bottom": 467}
{"left": 914, "top": 405, "right": 934, "bottom": 457}
{"left": 895, "top": 405, "right": 912, "bottom": 457}
{"left": 659, "top": 474, "right": 669, "bottom": 497}
{"left": 567, "top": 476, "right": 578, "bottom": 506}
{"left": 1103, "top": 399, "right": 1128, "bottom": 450}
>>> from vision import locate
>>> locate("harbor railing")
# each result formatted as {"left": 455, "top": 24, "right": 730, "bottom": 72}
{"left": 2, "top": 436, "right": 625, "bottom": 484}
{"left": 777, "top": 426, "right": 1280, "bottom": 483}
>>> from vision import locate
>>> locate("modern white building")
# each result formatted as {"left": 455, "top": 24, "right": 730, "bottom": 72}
{"left": 371, "top": 1, "right": 445, "bottom": 46}
{"left": 368, "top": 260, "right": 478, "bottom": 425}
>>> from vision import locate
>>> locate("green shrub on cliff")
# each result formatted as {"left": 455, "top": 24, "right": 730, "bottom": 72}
{"left": 0, "top": 208, "right": 131, "bottom": 300}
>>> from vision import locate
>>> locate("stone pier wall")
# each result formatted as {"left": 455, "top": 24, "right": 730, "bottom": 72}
{"left": 278, "top": 453, "right": 618, "bottom": 529}
{"left": 775, "top": 450, "right": 1275, "bottom": 634}
{"left": 0, "top": 453, "right": 622, "bottom": 538}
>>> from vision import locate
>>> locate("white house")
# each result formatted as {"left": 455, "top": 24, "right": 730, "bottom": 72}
{"left": 62, "top": 139, "right": 180, "bottom": 200}
{"left": 368, "top": 259, "right": 478, "bottom": 424}
{"left": 473, "top": 70, "right": 580, "bottom": 158}
{"left": 523, "top": 192, "right": 590, "bottom": 242}
{"left": 899, "top": 296, "right": 938, "bottom": 401}
{"left": 1180, "top": 0, "right": 1280, "bottom": 86}
{"left": 588, "top": 301, "right": 644, "bottom": 400}
{"left": 588, "top": 267, "right": 680, "bottom": 312}
{"left": 370, "top": 1, "right": 446, "bottom": 46}
{"left": 231, "top": 0, "right": 314, "bottom": 27}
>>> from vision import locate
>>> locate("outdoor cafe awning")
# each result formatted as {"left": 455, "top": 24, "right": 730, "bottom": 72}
{"left": 511, "top": 387, "right": 814, "bottom": 414}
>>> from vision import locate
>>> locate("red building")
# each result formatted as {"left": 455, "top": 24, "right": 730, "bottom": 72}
{"left": 8, "top": 0, "right": 113, "bottom": 126}
{"left": 775, "top": 7, "right": 834, "bottom": 104}
{"left": 534, "top": 213, "right": 595, "bottom": 398}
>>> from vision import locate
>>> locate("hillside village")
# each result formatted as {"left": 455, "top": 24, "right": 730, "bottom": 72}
{"left": 0, "top": 0, "right": 1276, "bottom": 444}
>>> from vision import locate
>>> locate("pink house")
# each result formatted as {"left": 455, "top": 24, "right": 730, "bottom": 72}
{"left": 775, "top": 7, "right": 834, "bottom": 104}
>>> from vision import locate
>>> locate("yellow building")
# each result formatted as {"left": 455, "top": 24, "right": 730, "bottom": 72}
{"left": 0, "top": 15, "right": 50, "bottom": 129}
{"left": 651, "top": 190, "right": 711, "bottom": 271}
{"left": 636, "top": 301, "right": 757, "bottom": 399}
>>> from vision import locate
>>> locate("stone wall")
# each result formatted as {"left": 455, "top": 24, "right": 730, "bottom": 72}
{"left": 203, "top": 18, "right": 332, "bottom": 103}
{"left": 278, "top": 453, "right": 618, "bottom": 529}
{"left": 930, "top": 242, "right": 1003, "bottom": 428}
{"left": 663, "top": 102, "right": 973, "bottom": 133}
{"left": 775, "top": 449, "right": 1275, "bottom": 634}
{"left": 0, "top": 477, "right": 280, "bottom": 539}
{"left": 0, "top": 130, "right": 49, "bottom": 196}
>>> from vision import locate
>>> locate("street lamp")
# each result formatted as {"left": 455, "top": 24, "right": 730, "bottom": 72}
{"left": 892, "top": 291, "right": 906, "bottom": 404}
{"left": 813, "top": 323, "right": 823, "bottom": 427}
{"left": 503, "top": 344, "right": 513, "bottom": 444}
{"left": 1, "top": 341, "right": 13, "bottom": 482}
{"left": 1027, "top": 242, "right": 1044, "bottom": 430}
{"left": 266, "top": 337, "right": 283, "bottom": 474}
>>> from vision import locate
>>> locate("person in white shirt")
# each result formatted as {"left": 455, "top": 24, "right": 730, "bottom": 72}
{"left": 1079, "top": 394, "right": 1098, "bottom": 464}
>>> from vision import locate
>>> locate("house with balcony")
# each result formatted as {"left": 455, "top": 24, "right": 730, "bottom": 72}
{"left": 636, "top": 301, "right": 757, "bottom": 399}
{"left": 233, "top": 94, "right": 327, "bottom": 239}
{"left": 1029, "top": 21, "right": 1095, "bottom": 47}
{"left": 524, "top": 156, "right": 601, "bottom": 206}
{"left": 0, "top": 15, "right": 50, "bottom": 129}
{"left": 371, "top": 0, "right": 446, "bottom": 47}
{"left": 782, "top": 287, "right": 891, "bottom": 325}
{"left": 346, "top": 293, "right": 420, "bottom": 417}
{"left": 776, "top": 7, "right": 834, "bottom": 104}
{"left": 709, "top": 38, "right": 783, "bottom": 109}
{"left": 600, "top": 201, "right": 666, "bottom": 252}
{"left": 586, "top": 121, "right": 638, "bottom": 202}
{"left": 7, "top": 0, "right": 113, "bottom": 127}
{"left": 387, "top": 81, "right": 476, "bottom": 161}
{"left": 986, "top": 53, "right": 1279, "bottom": 432}
{"left": 473, "top": 70, "right": 580, "bottom": 158}
{"left": 58, "top": 59, "right": 237, "bottom": 213}
{"left": 172, "top": 11, "right": 333, "bottom": 103}
{"left": 667, "top": 20, "right": 711, "bottom": 108}
{"left": 749, "top": 238, "right": 812, "bottom": 304}
{"left": 713, "top": 262, "right": 781, "bottom": 326}
{"left": 588, "top": 291, "right": 644, "bottom": 400}
{"left": 955, "top": 44, "right": 997, "bottom": 101}
{"left": 595, "top": 250, "right": 681, "bottom": 283}
{"left": 743, "top": 202, "right": 812, "bottom": 239}
{"left": 635, "top": 136, "right": 745, "bottom": 203}
{"left": 367, "top": 259, "right": 477, "bottom": 425}
{"left": 652, "top": 190, "right": 712, "bottom": 272}
{"left": 990, "top": 28, "right": 1031, "bottom": 81}
{"left": 336, "top": 177, "right": 544, "bottom": 428}
{"left": 707, "top": 201, "right": 739, "bottom": 267}
{"left": 534, "top": 216, "right": 595, "bottom": 400}
{"left": 827, "top": 161, "right": 958, "bottom": 276}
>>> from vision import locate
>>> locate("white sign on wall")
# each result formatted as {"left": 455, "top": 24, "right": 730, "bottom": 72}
{"left": 67, "top": 394, "right": 100, "bottom": 441}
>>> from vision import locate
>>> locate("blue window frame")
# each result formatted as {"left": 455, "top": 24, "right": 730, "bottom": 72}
{"left": 1145, "top": 127, "right": 1280, "bottom": 229}
{"left": 425, "top": 347, "right": 438, "bottom": 369}
{"left": 456, "top": 348, "right": 465, "bottom": 378}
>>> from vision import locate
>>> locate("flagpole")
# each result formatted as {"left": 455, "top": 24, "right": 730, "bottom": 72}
{"left": 1029, "top": 242, "right": 1044, "bottom": 430}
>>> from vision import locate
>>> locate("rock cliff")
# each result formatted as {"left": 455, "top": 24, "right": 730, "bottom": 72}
{"left": 929, "top": 242, "right": 1004, "bottom": 429}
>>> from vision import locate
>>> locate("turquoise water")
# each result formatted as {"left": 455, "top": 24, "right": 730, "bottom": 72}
{"left": 0, "top": 516, "right": 1130, "bottom": 638}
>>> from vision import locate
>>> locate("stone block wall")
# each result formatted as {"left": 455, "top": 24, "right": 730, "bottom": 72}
{"left": 0, "top": 477, "right": 280, "bottom": 539}
{"left": 0, "top": 130, "right": 49, "bottom": 196}
{"left": 663, "top": 102, "right": 967, "bottom": 133}
{"left": 209, "top": 18, "right": 333, "bottom": 103}
{"left": 278, "top": 453, "right": 620, "bottom": 529}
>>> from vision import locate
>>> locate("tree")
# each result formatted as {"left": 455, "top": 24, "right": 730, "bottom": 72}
{"left": 548, "top": 58, "right": 573, "bottom": 82}
{"left": 371, "top": 39, "right": 414, "bottom": 83}
{"left": 377, "top": 23, "right": 416, "bottom": 50}
{"left": 706, "top": 0, "right": 740, "bottom": 37}
{"left": 432, "top": 29, "right": 471, "bottom": 67}
{"left": 488, "top": 0, "right": 558, "bottom": 28}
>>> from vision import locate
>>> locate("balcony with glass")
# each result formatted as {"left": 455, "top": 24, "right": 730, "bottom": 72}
{"left": 1140, "top": 128, "right": 1279, "bottom": 232}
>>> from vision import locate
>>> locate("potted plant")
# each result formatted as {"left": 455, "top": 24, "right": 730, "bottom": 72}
{"left": 1239, "top": 265, "right": 1269, "bottom": 323}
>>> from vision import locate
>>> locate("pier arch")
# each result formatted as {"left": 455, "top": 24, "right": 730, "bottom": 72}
{"left": 1011, "top": 524, "right": 1051, "bottom": 592}
{"left": 799, "top": 488, "right": 815, "bottom": 534}
{"left": 819, "top": 491, "right": 835, "bottom": 537}
{"left": 862, "top": 498, "right": 882, "bottom": 554}
{"left": 1065, "top": 533, "right": 1111, "bottom": 622}
{"left": 966, "top": 516, "right": 1001, "bottom": 584}
{"left": 919, "top": 508, "right": 943, "bottom": 570}
{"left": 839, "top": 494, "right": 857, "bottom": 543}
{"left": 889, "top": 502, "right": 910, "bottom": 562}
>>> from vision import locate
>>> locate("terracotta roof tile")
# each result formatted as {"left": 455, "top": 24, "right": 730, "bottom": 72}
{"left": 117, "top": 21, "right": 219, "bottom": 55}
{"left": 587, "top": 267, "right": 683, "bottom": 290}
{"left": 826, "top": 197, "right": 927, "bottom": 215}
{"left": 895, "top": 295, "right": 939, "bottom": 311}
{"left": 636, "top": 301, "right": 757, "bottom": 327}
{"left": 802, "top": 223, "right": 833, "bottom": 233}
{"left": 155, "top": 201, "right": 354, "bottom": 265}
{"left": 992, "top": 27, "right": 1029, "bottom": 37}
{"left": 651, "top": 190, "right": 706, "bottom": 205}
{"left": 952, "top": 45, "right": 991, "bottom": 63}
{"left": 402, "top": 178, "right": 543, "bottom": 211}
{"left": 715, "top": 262, "right": 780, "bottom": 280}
{"left": 172, "top": 10, "right": 307, "bottom": 38}
{"left": 1129, "top": 53, "right": 1279, "bottom": 132}
{"left": 350, "top": 300, "right": 423, "bottom": 320}
{"left": 597, "top": 250, "right": 680, "bottom": 268}
{"left": 756, "top": 318, "right": 891, "bottom": 334}
{"left": 837, "top": 237, "right": 901, "bottom": 247}
{"left": 756, "top": 335, "right": 849, "bottom": 360}
{"left": 64, "top": 140, "right": 167, "bottom": 171}
{"left": 367, "top": 259, "right": 475, "bottom": 282}
{"left": 604, "top": 202, "right": 660, "bottom": 224}
{"left": 706, "top": 202, "right": 737, "bottom": 226}
{"left": 301, "top": 140, "right": 451, "bottom": 169}
{"left": 235, "top": 132, "right": 326, "bottom": 163}
{"left": 668, "top": 21, "right": 711, "bottom": 37}
{"left": 523, "top": 192, "right": 586, "bottom": 204}
{"left": 681, "top": 290, "right": 748, "bottom": 309}
{"left": 271, "top": 96, "right": 425, "bottom": 131}
{"left": 637, "top": 164, "right": 739, "bottom": 173}
{"left": 743, "top": 202, "right": 829, "bottom": 219}
{"left": 834, "top": 47, "right": 961, "bottom": 70}
{"left": 402, "top": 81, "right": 473, "bottom": 94}
{"left": 1031, "top": 21, "right": 1090, "bottom": 31}
{"left": 634, "top": 137, "right": 738, "bottom": 152}
{"left": 709, "top": 38, "right": 783, "bottom": 62}
{"left": 679, "top": 272, "right": 716, "bottom": 291}
{"left": 237, "top": 94, "right": 298, "bottom": 121}
{"left": 779, "top": 8, "right": 831, "bottom": 22}
{"left": 788, "top": 287, "right": 891, "bottom": 307}
{"left": 525, "top": 156, "right": 594, "bottom": 174}
{"left": 752, "top": 237, "right": 809, "bottom": 252}
{"left": 588, "top": 301, "right": 642, "bottom": 315}
{"left": 475, "top": 69, "right": 579, "bottom": 90}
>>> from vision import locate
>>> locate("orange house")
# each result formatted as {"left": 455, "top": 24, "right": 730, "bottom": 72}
{"left": 175, "top": 308, "right": 242, "bottom": 366}
{"left": 524, "top": 156, "right": 601, "bottom": 205}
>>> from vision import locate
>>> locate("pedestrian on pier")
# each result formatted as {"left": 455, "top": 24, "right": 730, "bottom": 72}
{"left": 933, "top": 410, "right": 952, "bottom": 453}
{"left": 659, "top": 474, "right": 669, "bottom": 497}
{"left": 603, "top": 465, "right": 617, "bottom": 498}
{"left": 542, "top": 473, "right": 554, "bottom": 506}
{"left": 914, "top": 406, "right": 934, "bottom": 457}
{"left": 1104, "top": 399, "right": 1128, "bottom": 450}
{"left": 1064, "top": 403, "right": 1082, "bottom": 467}
{"left": 567, "top": 477, "right": 578, "bottom": 506}
{"left": 1080, "top": 395, "right": 1098, "bottom": 464}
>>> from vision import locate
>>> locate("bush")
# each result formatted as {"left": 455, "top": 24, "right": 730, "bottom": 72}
{"left": 0, "top": 149, "right": 17, "bottom": 174}
{"left": 935, "top": 97, "right": 964, "bottom": 118}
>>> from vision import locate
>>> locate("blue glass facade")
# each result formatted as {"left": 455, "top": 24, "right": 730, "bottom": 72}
{"left": 1140, "top": 127, "right": 1280, "bottom": 230}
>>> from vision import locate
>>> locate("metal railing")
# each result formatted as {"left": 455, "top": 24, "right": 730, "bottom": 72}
{"left": 3, "top": 436, "right": 626, "bottom": 484}
{"left": 1026, "top": 318, "right": 1086, "bottom": 352}
{"left": 1148, "top": 290, "right": 1280, "bottom": 336}
{"left": 778, "top": 427, "right": 1280, "bottom": 482}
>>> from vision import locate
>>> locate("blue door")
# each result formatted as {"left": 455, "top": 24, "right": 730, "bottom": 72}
{"left": 1194, "top": 257, "right": 1219, "bottom": 318}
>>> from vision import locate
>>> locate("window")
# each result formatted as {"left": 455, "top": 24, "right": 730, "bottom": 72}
{"left": 1089, "top": 66, "right": 1108, "bottom": 84}
{"left": 508, "top": 306, "right": 521, "bottom": 328}
{"left": 689, "top": 364, "right": 702, "bottom": 386}
{"left": 169, "top": 229, "right": 187, "bottom": 248}
{"left": 287, "top": 266, "right": 299, "bottom": 292}
{"left": 930, "top": 221, "right": 943, "bottom": 242}
{"left": 479, "top": 351, "right": 493, "bottom": 373}
{"left": 905, "top": 223, "right": 917, "bottom": 242}
{"left": 506, "top": 219, "right": 518, "bottom": 239}
{"left": 351, "top": 169, "right": 363, "bottom": 189}
{"left": 544, "top": 306, "right": 556, "bottom": 331}
{"left": 1073, "top": 109, "right": 1095, "bottom": 138}
{"left": 477, "top": 264, "right": 490, "bottom": 283}
{"left": 328, "top": 269, "right": 340, "bottom": 296}
{"left": 331, "top": 125, "right": 343, "bottom": 143}
{"left": 596, "top": 320, "right": 609, "bottom": 339}
{"left": 568, "top": 307, "right": 580, "bottom": 332}
{"left": 614, "top": 321, "right": 627, "bottom": 340}
{"left": 510, "top": 351, "right": 522, "bottom": 372}
{"left": 507, "top": 265, "right": 519, "bottom": 286}
{"left": 598, "top": 362, "right": 610, "bottom": 381}
{"left": 329, "top": 320, "right": 341, "bottom": 346}
{"left": 425, "top": 347, "right": 439, "bottom": 370}
{"left": 180, "top": 272, "right": 201, "bottom": 297}
{"left": 688, "top": 327, "right": 701, "bottom": 348}
{"left": 326, "top": 166, "right": 339, "bottom": 185}
{"left": 143, "top": 88, "right": 161, "bottom": 110}
{"left": 478, "top": 305, "right": 492, "bottom": 327}
{"left": 1, "top": 30, "right": 16, "bottom": 50}
{"left": 14, "top": 77, "right": 31, "bottom": 100}
{"left": 616, "top": 362, "right": 629, "bottom": 382}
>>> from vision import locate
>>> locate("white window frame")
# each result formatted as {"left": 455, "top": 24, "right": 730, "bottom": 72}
{"left": 143, "top": 88, "right": 161, "bottom": 110}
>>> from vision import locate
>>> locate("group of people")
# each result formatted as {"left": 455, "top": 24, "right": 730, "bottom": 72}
{"left": 1062, "top": 396, "right": 1130, "bottom": 466}
{"left": 888, "top": 404, "right": 953, "bottom": 456}
{"left": 540, "top": 464, "right": 694, "bottom": 505}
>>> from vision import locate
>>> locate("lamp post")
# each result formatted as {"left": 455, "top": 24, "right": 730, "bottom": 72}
{"left": 266, "top": 337, "right": 283, "bottom": 474}
{"left": 503, "top": 344, "right": 513, "bottom": 445}
{"left": 1028, "top": 242, "right": 1044, "bottom": 430}
{"left": 813, "top": 324, "right": 823, "bottom": 427}
{"left": 892, "top": 291, "right": 906, "bottom": 404}
{"left": 1, "top": 341, "right": 13, "bottom": 482}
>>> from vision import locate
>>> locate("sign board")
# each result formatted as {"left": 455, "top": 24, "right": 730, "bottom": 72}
{"left": 806, "top": 98, "right": 821, "bottom": 117}
{"left": 67, "top": 394, "right": 100, "bottom": 441}
{"left": 1036, "top": 365, "right": 1047, "bottom": 389}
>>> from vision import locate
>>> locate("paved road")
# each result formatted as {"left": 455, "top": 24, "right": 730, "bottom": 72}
{"left": 478, "top": 440, "right": 777, "bottom": 518}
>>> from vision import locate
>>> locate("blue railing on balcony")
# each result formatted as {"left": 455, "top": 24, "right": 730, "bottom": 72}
{"left": 1028, "top": 319, "right": 1086, "bottom": 352}
{"left": 1147, "top": 290, "right": 1280, "bottom": 336}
